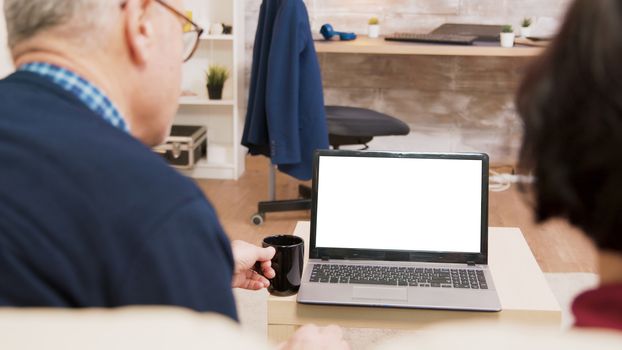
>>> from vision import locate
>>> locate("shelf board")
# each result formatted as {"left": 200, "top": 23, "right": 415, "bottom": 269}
{"left": 200, "top": 34, "right": 234, "bottom": 41}
{"left": 195, "top": 158, "right": 235, "bottom": 169}
{"left": 179, "top": 97, "right": 234, "bottom": 106}
{"left": 178, "top": 158, "right": 236, "bottom": 180}
{"left": 315, "top": 35, "right": 544, "bottom": 57}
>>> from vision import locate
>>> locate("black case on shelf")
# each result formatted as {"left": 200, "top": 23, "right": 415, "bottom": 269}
{"left": 153, "top": 125, "right": 207, "bottom": 169}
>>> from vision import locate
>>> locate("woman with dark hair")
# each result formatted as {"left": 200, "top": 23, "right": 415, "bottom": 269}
{"left": 517, "top": 0, "right": 622, "bottom": 331}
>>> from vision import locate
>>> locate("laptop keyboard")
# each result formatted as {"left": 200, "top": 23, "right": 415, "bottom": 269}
{"left": 309, "top": 264, "right": 488, "bottom": 289}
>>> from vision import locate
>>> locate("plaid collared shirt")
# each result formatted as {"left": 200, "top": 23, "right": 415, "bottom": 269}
{"left": 19, "top": 62, "right": 129, "bottom": 132}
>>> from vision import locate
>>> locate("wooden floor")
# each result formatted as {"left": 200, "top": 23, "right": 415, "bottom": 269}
{"left": 195, "top": 156, "right": 597, "bottom": 274}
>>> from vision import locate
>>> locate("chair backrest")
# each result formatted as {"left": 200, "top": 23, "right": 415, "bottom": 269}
{"left": 3, "top": 308, "right": 621, "bottom": 349}
{"left": 375, "top": 321, "right": 622, "bottom": 350}
{"left": 0, "top": 307, "right": 271, "bottom": 350}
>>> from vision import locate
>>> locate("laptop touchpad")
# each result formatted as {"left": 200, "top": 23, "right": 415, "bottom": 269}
{"left": 352, "top": 286, "right": 408, "bottom": 301}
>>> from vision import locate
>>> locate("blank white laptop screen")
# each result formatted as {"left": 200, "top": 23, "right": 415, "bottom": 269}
{"left": 315, "top": 156, "right": 483, "bottom": 253}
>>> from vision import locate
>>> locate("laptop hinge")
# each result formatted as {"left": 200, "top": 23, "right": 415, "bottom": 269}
{"left": 321, "top": 256, "right": 330, "bottom": 261}
{"left": 467, "top": 261, "right": 476, "bottom": 266}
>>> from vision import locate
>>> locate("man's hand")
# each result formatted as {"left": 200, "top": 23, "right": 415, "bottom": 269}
{"left": 278, "top": 325, "right": 350, "bottom": 350}
{"left": 231, "top": 240, "right": 276, "bottom": 290}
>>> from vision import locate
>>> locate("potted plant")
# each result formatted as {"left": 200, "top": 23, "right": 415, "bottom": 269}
{"left": 206, "top": 65, "right": 229, "bottom": 100}
{"left": 520, "top": 18, "right": 533, "bottom": 38}
{"left": 500, "top": 25, "right": 515, "bottom": 48}
{"left": 368, "top": 17, "right": 380, "bottom": 38}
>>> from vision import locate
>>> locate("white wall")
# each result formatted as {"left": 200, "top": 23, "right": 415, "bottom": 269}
{"left": 0, "top": 0, "right": 14, "bottom": 77}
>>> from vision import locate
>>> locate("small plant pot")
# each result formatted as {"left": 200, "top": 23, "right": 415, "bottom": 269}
{"left": 520, "top": 26, "right": 532, "bottom": 38}
{"left": 207, "top": 85, "right": 224, "bottom": 100}
{"left": 368, "top": 25, "right": 380, "bottom": 38}
{"left": 210, "top": 23, "right": 224, "bottom": 35}
{"left": 500, "top": 32, "right": 515, "bottom": 48}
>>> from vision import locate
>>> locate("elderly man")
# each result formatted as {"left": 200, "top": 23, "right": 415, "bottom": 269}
{"left": 0, "top": 0, "right": 278, "bottom": 314}
{"left": 0, "top": 2, "right": 348, "bottom": 347}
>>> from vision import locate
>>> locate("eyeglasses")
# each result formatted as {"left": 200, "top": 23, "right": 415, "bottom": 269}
{"left": 120, "top": 0, "right": 204, "bottom": 62}
{"left": 155, "top": 0, "right": 204, "bottom": 62}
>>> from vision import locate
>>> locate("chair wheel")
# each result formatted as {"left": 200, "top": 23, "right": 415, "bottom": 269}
{"left": 251, "top": 213, "right": 265, "bottom": 226}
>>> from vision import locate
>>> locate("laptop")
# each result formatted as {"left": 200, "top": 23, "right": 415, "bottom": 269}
{"left": 297, "top": 150, "right": 501, "bottom": 312}
{"left": 431, "top": 23, "right": 503, "bottom": 42}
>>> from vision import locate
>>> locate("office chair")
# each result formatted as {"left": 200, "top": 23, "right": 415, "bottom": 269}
{"left": 251, "top": 106, "right": 410, "bottom": 225}
{"left": 325, "top": 106, "right": 410, "bottom": 149}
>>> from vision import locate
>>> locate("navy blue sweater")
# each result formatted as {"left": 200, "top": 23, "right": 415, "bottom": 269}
{"left": 0, "top": 72, "right": 237, "bottom": 320}
{"left": 242, "top": 0, "right": 329, "bottom": 180}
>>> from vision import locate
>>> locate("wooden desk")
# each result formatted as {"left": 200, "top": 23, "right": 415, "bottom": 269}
{"left": 267, "top": 222, "right": 561, "bottom": 343}
{"left": 315, "top": 36, "right": 543, "bottom": 57}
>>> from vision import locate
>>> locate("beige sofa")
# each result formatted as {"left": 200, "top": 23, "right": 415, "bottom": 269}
{"left": 0, "top": 307, "right": 270, "bottom": 350}
{"left": 376, "top": 321, "right": 622, "bottom": 350}
{"left": 1, "top": 308, "right": 621, "bottom": 349}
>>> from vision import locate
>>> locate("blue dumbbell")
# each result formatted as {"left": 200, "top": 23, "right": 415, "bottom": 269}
{"left": 320, "top": 24, "right": 357, "bottom": 41}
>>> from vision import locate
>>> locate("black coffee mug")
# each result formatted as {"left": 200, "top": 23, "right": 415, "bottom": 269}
{"left": 259, "top": 235, "right": 304, "bottom": 296}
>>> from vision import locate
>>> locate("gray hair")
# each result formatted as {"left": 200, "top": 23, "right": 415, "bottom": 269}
{"left": 3, "top": 0, "right": 117, "bottom": 49}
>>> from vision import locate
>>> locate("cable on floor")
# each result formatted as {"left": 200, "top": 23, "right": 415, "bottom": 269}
{"left": 489, "top": 170, "right": 535, "bottom": 192}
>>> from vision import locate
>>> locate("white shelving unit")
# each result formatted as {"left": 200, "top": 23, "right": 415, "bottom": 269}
{"left": 200, "top": 34, "right": 234, "bottom": 41}
{"left": 179, "top": 97, "right": 234, "bottom": 106}
{"left": 175, "top": 0, "right": 245, "bottom": 180}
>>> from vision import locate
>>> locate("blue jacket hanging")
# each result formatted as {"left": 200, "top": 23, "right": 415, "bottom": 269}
{"left": 242, "top": 0, "right": 329, "bottom": 181}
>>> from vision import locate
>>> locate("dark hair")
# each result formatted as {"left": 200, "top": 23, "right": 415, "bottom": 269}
{"left": 517, "top": 0, "right": 622, "bottom": 252}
